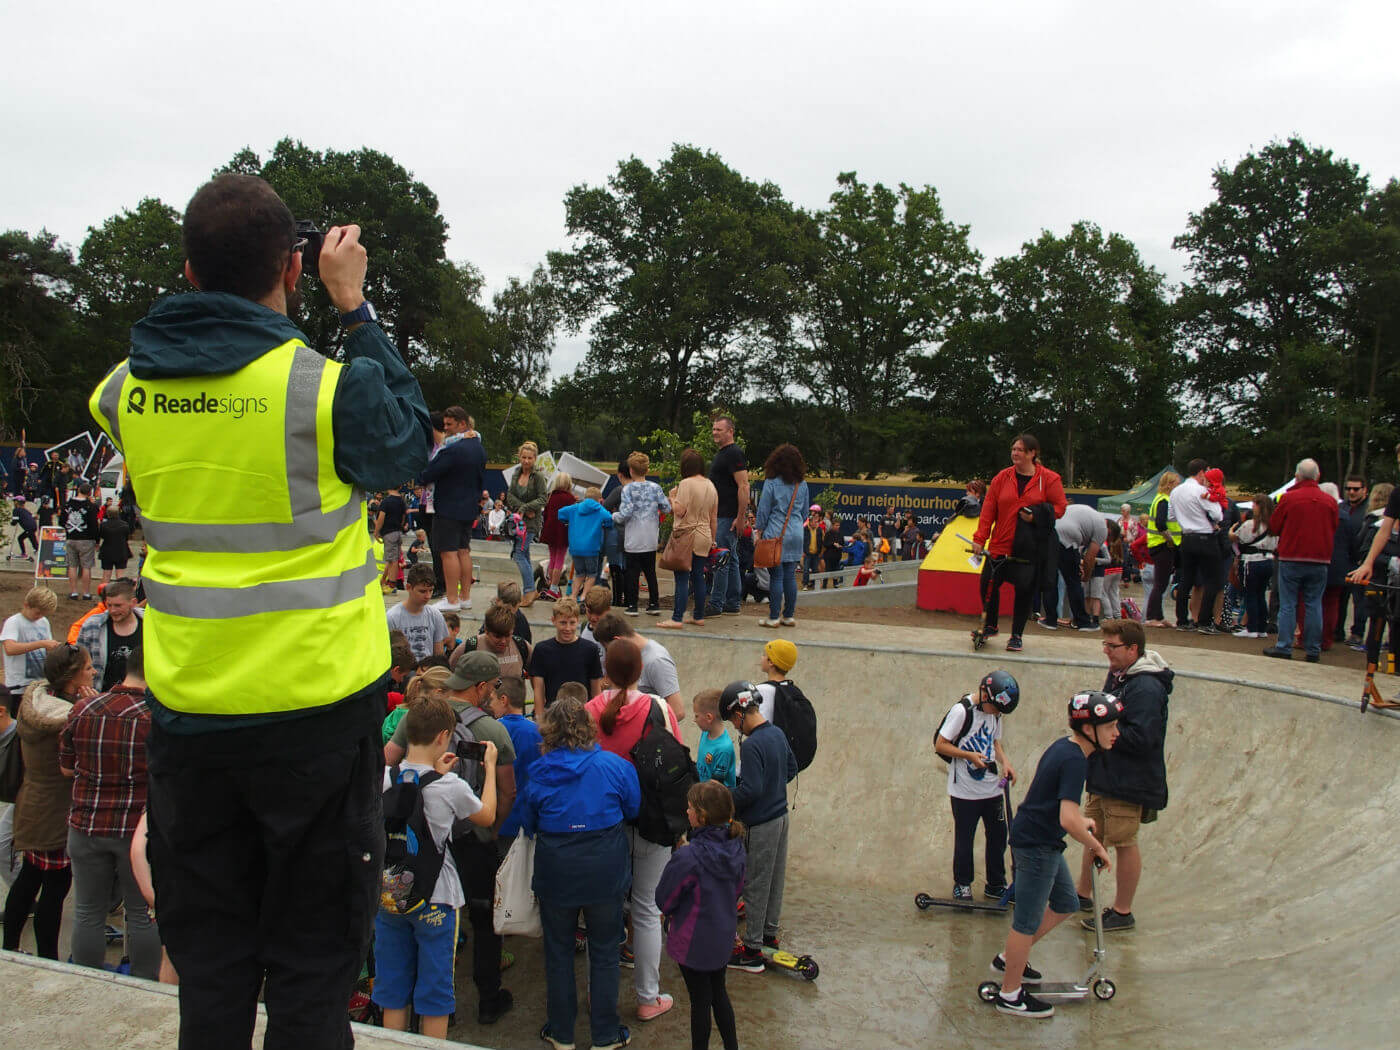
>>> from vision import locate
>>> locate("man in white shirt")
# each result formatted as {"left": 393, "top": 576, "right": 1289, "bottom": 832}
{"left": 1166, "top": 458, "right": 1224, "bottom": 633}
{"left": 1050, "top": 504, "right": 1108, "bottom": 630}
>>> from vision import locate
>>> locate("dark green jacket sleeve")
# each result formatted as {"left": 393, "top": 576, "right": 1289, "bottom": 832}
{"left": 331, "top": 323, "right": 431, "bottom": 490}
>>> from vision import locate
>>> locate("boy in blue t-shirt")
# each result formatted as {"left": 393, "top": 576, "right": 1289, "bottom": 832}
{"left": 991, "top": 690, "right": 1120, "bottom": 1021}
{"left": 692, "top": 688, "right": 736, "bottom": 788}
{"left": 489, "top": 676, "right": 543, "bottom": 851}
{"left": 374, "top": 695, "right": 498, "bottom": 1040}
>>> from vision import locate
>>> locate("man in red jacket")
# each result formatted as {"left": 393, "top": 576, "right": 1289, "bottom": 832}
{"left": 1263, "top": 458, "right": 1338, "bottom": 663}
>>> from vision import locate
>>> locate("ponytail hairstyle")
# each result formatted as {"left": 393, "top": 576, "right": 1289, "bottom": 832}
{"left": 598, "top": 641, "right": 644, "bottom": 735}
{"left": 42, "top": 642, "right": 90, "bottom": 698}
{"left": 1105, "top": 518, "right": 1123, "bottom": 564}
{"left": 687, "top": 779, "right": 744, "bottom": 839}
{"left": 1014, "top": 433, "right": 1041, "bottom": 465}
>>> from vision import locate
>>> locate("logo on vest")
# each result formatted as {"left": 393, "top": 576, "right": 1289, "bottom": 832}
{"left": 140, "top": 391, "right": 271, "bottom": 419}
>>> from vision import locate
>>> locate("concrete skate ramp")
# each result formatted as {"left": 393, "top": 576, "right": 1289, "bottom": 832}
{"left": 655, "top": 624, "right": 1399, "bottom": 1050}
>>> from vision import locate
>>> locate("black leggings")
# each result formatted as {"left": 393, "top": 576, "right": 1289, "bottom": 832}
{"left": 624, "top": 550, "right": 658, "bottom": 611}
{"left": 679, "top": 964, "right": 738, "bottom": 1050}
{"left": 1147, "top": 543, "right": 1175, "bottom": 621}
{"left": 3, "top": 860, "right": 73, "bottom": 959}
{"left": 980, "top": 557, "right": 1034, "bottom": 638}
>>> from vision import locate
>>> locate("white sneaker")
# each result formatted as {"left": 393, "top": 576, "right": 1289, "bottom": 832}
{"left": 433, "top": 599, "right": 460, "bottom": 611}
{"left": 1232, "top": 628, "right": 1259, "bottom": 638}
{"left": 780, "top": 617, "right": 797, "bottom": 626}
{"left": 460, "top": 599, "right": 472, "bottom": 610}
{"left": 758, "top": 618, "right": 781, "bottom": 628}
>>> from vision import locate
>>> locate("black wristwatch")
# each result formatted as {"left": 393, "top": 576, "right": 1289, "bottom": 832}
{"left": 339, "top": 301, "right": 378, "bottom": 327}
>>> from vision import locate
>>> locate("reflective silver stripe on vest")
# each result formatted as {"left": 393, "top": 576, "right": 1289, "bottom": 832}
{"left": 142, "top": 553, "right": 378, "bottom": 620}
{"left": 97, "top": 362, "right": 131, "bottom": 447}
{"left": 138, "top": 346, "right": 361, "bottom": 553}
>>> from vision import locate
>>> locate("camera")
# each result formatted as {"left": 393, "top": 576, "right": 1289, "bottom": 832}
{"left": 295, "top": 220, "right": 325, "bottom": 278}
{"left": 458, "top": 740, "right": 487, "bottom": 763}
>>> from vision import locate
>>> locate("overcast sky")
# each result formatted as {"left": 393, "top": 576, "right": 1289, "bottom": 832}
{"left": 5, "top": 1, "right": 1398, "bottom": 376}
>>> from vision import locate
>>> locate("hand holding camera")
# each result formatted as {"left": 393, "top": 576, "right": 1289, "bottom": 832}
{"left": 316, "top": 225, "right": 368, "bottom": 315}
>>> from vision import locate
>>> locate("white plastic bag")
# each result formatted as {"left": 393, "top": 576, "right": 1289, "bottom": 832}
{"left": 493, "top": 835, "right": 541, "bottom": 937}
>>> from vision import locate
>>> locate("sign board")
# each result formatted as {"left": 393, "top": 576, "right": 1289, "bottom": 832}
{"left": 44, "top": 432, "right": 95, "bottom": 474}
{"left": 83, "top": 433, "right": 119, "bottom": 487}
{"left": 35, "top": 526, "right": 67, "bottom": 581}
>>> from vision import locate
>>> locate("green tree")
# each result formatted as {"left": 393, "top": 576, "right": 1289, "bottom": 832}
{"left": 0, "top": 231, "right": 84, "bottom": 439}
{"left": 548, "top": 144, "right": 812, "bottom": 433}
{"left": 977, "top": 222, "right": 1178, "bottom": 486}
{"left": 779, "top": 173, "right": 983, "bottom": 475}
{"left": 223, "top": 140, "right": 451, "bottom": 361}
{"left": 1174, "top": 137, "right": 1370, "bottom": 479}
{"left": 489, "top": 266, "right": 558, "bottom": 435}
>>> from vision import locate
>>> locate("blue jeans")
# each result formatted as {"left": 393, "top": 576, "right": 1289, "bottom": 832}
{"left": 768, "top": 560, "right": 798, "bottom": 620}
{"left": 672, "top": 554, "right": 707, "bottom": 622}
{"left": 539, "top": 896, "right": 626, "bottom": 1047}
{"left": 709, "top": 517, "right": 742, "bottom": 612}
{"left": 511, "top": 532, "right": 536, "bottom": 595}
{"left": 802, "top": 550, "right": 821, "bottom": 586}
{"left": 1274, "top": 561, "right": 1327, "bottom": 656}
{"left": 1009, "top": 845, "right": 1077, "bottom": 936}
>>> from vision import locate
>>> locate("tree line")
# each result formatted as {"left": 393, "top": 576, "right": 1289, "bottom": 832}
{"left": 3, "top": 136, "right": 1397, "bottom": 491}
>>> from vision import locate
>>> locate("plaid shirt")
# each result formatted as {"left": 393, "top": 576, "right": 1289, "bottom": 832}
{"left": 58, "top": 685, "right": 150, "bottom": 839}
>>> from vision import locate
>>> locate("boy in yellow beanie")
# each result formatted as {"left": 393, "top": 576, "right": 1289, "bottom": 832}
{"left": 755, "top": 639, "right": 798, "bottom": 723}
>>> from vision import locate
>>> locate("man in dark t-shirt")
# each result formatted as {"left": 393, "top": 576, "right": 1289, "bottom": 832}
{"left": 990, "top": 691, "right": 1118, "bottom": 1019}
{"left": 64, "top": 482, "right": 101, "bottom": 600}
{"left": 705, "top": 415, "right": 749, "bottom": 616}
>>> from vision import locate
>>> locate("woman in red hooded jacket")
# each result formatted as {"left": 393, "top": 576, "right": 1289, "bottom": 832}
{"left": 971, "top": 434, "right": 1067, "bottom": 651}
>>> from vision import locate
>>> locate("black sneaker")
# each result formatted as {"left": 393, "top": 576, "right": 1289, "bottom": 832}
{"left": 1034, "top": 617, "right": 1058, "bottom": 630}
{"left": 995, "top": 987, "right": 1054, "bottom": 1018}
{"left": 1077, "top": 894, "right": 1094, "bottom": 913}
{"left": 1083, "top": 907, "right": 1135, "bottom": 932}
{"left": 1175, "top": 621, "right": 1196, "bottom": 631}
{"left": 624, "top": 606, "right": 640, "bottom": 616}
{"left": 1261, "top": 646, "right": 1292, "bottom": 660}
{"left": 763, "top": 933, "right": 781, "bottom": 949}
{"left": 984, "top": 884, "right": 1010, "bottom": 902}
{"left": 991, "top": 952, "right": 1042, "bottom": 985}
{"left": 1197, "top": 623, "right": 1224, "bottom": 636}
{"left": 981, "top": 627, "right": 1000, "bottom": 639}
{"left": 728, "top": 945, "right": 765, "bottom": 972}
{"left": 703, "top": 606, "right": 724, "bottom": 618}
{"left": 1005, "top": 636, "right": 1023, "bottom": 652}
{"left": 478, "top": 988, "right": 514, "bottom": 1025}
{"left": 1305, "top": 653, "right": 1320, "bottom": 663}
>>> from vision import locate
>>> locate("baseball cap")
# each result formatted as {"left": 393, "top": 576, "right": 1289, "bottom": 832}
{"left": 764, "top": 639, "right": 797, "bottom": 674}
{"left": 445, "top": 649, "right": 499, "bottom": 690}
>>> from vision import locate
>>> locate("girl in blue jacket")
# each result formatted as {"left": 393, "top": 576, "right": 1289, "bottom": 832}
{"left": 656, "top": 780, "right": 746, "bottom": 1050}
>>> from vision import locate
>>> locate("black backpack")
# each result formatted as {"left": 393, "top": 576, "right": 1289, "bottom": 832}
{"left": 629, "top": 698, "right": 698, "bottom": 847}
{"left": 381, "top": 765, "right": 446, "bottom": 916}
{"left": 450, "top": 705, "right": 490, "bottom": 798}
{"left": 936, "top": 696, "right": 976, "bottom": 765}
{"left": 770, "top": 680, "right": 818, "bottom": 772}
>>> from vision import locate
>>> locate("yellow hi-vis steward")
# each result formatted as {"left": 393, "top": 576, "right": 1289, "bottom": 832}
{"left": 88, "top": 341, "right": 388, "bottom": 716}
{"left": 1145, "top": 492, "right": 1181, "bottom": 549}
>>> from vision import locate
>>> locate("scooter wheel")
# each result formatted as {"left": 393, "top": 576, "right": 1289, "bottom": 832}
{"left": 799, "top": 957, "right": 819, "bottom": 981}
{"left": 1093, "top": 978, "right": 1116, "bottom": 1001}
{"left": 978, "top": 981, "right": 1000, "bottom": 1003}
{"left": 971, "top": 632, "right": 986, "bottom": 651}
{"left": 915, "top": 893, "right": 933, "bottom": 910}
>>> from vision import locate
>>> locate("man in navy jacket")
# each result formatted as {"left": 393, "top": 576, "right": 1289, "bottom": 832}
{"left": 419, "top": 405, "right": 486, "bottom": 611}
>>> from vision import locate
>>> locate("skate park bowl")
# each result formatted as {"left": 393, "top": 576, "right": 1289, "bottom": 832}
{"left": 0, "top": 616, "right": 1393, "bottom": 1049}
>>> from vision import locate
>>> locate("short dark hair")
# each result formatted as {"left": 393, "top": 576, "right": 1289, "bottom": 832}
{"left": 483, "top": 603, "right": 515, "bottom": 636}
{"left": 121, "top": 642, "right": 144, "bottom": 681}
{"left": 763, "top": 443, "right": 806, "bottom": 484}
{"left": 444, "top": 406, "right": 469, "bottom": 424}
{"left": 389, "top": 641, "right": 415, "bottom": 672}
{"left": 1101, "top": 618, "right": 1145, "bottom": 654}
{"left": 104, "top": 578, "right": 137, "bottom": 601}
{"left": 1012, "top": 433, "right": 1040, "bottom": 463}
{"left": 429, "top": 410, "right": 446, "bottom": 432}
{"left": 183, "top": 174, "right": 297, "bottom": 301}
{"left": 1186, "top": 457, "right": 1208, "bottom": 476}
{"left": 592, "top": 610, "right": 636, "bottom": 646}
{"left": 404, "top": 694, "right": 457, "bottom": 745}
{"left": 680, "top": 449, "right": 704, "bottom": 478}
{"left": 498, "top": 676, "right": 527, "bottom": 710}
{"left": 405, "top": 563, "right": 435, "bottom": 589}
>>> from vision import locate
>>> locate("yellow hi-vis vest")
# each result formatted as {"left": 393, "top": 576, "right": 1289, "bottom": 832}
{"left": 88, "top": 340, "right": 387, "bottom": 716}
{"left": 1145, "top": 492, "right": 1181, "bottom": 549}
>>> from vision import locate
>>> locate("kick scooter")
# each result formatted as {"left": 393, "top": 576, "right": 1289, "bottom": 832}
{"left": 977, "top": 857, "right": 1116, "bottom": 1005}
{"left": 916, "top": 779, "right": 1016, "bottom": 913}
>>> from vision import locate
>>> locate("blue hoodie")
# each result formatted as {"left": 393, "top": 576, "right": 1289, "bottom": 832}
{"left": 557, "top": 498, "right": 613, "bottom": 557}
{"left": 519, "top": 745, "right": 641, "bottom": 905}
{"left": 656, "top": 824, "right": 746, "bottom": 971}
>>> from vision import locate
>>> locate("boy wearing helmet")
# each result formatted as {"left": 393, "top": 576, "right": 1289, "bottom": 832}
{"left": 934, "top": 670, "right": 1020, "bottom": 902}
{"left": 719, "top": 680, "right": 798, "bottom": 974}
{"left": 991, "top": 691, "right": 1119, "bottom": 1020}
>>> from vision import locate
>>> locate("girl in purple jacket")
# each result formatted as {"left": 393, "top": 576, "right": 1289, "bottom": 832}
{"left": 655, "top": 781, "right": 746, "bottom": 1050}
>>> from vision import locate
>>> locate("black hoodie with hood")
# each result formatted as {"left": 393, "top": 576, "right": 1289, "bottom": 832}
{"left": 1087, "top": 649, "right": 1173, "bottom": 811}
{"left": 121, "top": 292, "right": 431, "bottom": 748}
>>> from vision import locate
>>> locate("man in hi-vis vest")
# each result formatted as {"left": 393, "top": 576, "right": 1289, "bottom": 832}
{"left": 89, "top": 174, "right": 430, "bottom": 1050}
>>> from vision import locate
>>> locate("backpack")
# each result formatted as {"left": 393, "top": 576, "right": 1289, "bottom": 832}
{"left": 769, "top": 680, "right": 818, "bottom": 772}
{"left": 380, "top": 765, "right": 446, "bottom": 916}
{"left": 629, "top": 698, "right": 698, "bottom": 847}
{"left": 936, "top": 696, "right": 976, "bottom": 765}
{"left": 451, "top": 705, "right": 490, "bottom": 796}
{"left": 1121, "top": 597, "right": 1144, "bottom": 623}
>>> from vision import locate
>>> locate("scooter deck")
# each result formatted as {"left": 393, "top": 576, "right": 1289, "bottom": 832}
{"left": 760, "top": 946, "right": 819, "bottom": 981}
{"left": 1025, "top": 980, "right": 1090, "bottom": 999}
{"left": 916, "top": 894, "right": 1008, "bottom": 913}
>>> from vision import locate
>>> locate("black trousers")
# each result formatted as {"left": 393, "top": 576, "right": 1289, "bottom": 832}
{"left": 419, "top": 510, "right": 446, "bottom": 593}
{"left": 679, "top": 964, "right": 739, "bottom": 1050}
{"left": 2, "top": 861, "right": 72, "bottom": 958}
{"left": 1147, "top": 543, "right": 1175, "bottom": 621}
{"left": 950, "top": 794, "right": 1007, "bottom": 888}
{"left": 1176, "top": 533, "right": 1222, "bottom": 627}
{"left": 981, "top": 557, "right": 1034, "bottom": 637}
{"left": 624, "top": 550, "right": 658, "bottom": 611}
{"left": 451, "top": 832, "right": 505, "bottom": 1006}
{"left": 146, "top": 727, "right": 383, "bottom": 1050}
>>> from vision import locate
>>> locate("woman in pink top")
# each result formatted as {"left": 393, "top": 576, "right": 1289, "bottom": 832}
{"left": 585, "top": 642, "right": 682, "bottom": 1023}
